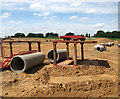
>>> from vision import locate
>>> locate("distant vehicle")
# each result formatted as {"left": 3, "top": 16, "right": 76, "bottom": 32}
{"left": 94, "top": 44, "right": 107, "bottom": 51}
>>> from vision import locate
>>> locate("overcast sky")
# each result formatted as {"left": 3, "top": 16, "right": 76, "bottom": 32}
{"left": 0, "top": 0, "right": 118, "bottom": 37}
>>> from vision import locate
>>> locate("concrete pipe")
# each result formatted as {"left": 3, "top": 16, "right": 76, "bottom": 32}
{"left": 10, "top": 52, "right": 45, "bottom": 73}
{"left": 107, "top": 42, "right": 114, "bottom": 47}
{"left": 117, "top": 43, "right": 120, "bottom": 47}
{"left": 47, "top": 49, "right": 67, "bottom": 63}
{"left": 94, "top": 44, "right": 106, "bottom": 51}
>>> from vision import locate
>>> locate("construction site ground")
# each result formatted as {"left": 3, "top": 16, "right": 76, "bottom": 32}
{"left": 1, "top": 38, "right": 119, "bottom": 97}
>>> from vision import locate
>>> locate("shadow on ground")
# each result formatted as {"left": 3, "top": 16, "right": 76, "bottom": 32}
{"left": 25, "top": 62, "right": 49, "bottom": 74}
{"left": 69, "top": 59, "right": 110, "bottom": 68}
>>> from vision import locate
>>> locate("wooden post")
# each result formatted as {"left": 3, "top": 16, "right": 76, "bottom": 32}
{"left": 28, "top": 42, "right": 32, "bottom": 51}
{"left": 53, "top": 42, "right": 57, "bottom": 66}
{"left": 74, "top": 43, "right": 77, "bottom": 66}
{"left": 9, "top": 42, "right": 13, "bottom": 56}
{"left": 81, "top": 43, "right": 84, "bottom": 60}
{"left": 37, "top": 42, "right": 41, "bottom": 52}
{"left": 0, "top": 41, "right": 3, "bottom": 57}
{"left": 66, "top": 43, "right": 69, "bottom": 60}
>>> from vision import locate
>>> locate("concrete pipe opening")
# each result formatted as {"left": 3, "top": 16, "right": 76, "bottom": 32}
{"left": 97, "top": 47, "right": 101, "bottom": 51}
{"left": 48, "top": 50, "right": 58, "bottom": 61}
{"left": 10, "top": 57, "right": 25, "bottom": 72}
{"left": 47, "top": 49, "right": 67, "bottom": 63}
{"left": 10, "top": 52, "right": 45, "bottom": 73}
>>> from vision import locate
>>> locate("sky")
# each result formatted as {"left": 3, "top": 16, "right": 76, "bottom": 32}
{"left": 0, "top": 0, "right": 119, "bottom": 37}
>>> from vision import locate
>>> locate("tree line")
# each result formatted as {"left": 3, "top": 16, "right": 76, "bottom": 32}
{"left": 94, "top": 30, "right": 120, "bottom": 38}
{"left": 5, "top": 30, "right": 120, "bottom": 38}
{"left": 9, "top": 32, "right": 59, "bottom": 38}
{"left": 7, "top": 32, "right": 89, "bottom": 38}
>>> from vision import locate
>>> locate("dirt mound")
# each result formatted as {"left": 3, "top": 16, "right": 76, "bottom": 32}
{"left": 47, "top": 65, "right": 116, "bottom": 77}
{"left": 96, "top": 38, "right": 113, "bottom": 44}
{"left": 2, "top": 65, "right": 118, "bottom": 97}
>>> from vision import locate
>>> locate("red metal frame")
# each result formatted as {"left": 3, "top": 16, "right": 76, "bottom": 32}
{"left": 52, "top": 40, "right": 97, "bottom": 66}
{"left": 60, "top": 35, "right": 86, "bottom": 40}
{"left": 53, "top": 40, "right": 96, "bottom": 43}
{"left": 2, "top": 41, "right": 41, "bottom": 56}
{"left": 1, "top": 47, "right": 5, "bottom": 57}
{"left": 1, "top": 40, "right": 42, "bottom": 70}
{"left": 0, "top": 50, "right": 38, "bottom": 70}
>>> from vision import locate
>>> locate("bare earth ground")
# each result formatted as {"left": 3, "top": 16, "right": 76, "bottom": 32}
{"left": 1, "top": 38, "right": 119, "bottom": 97}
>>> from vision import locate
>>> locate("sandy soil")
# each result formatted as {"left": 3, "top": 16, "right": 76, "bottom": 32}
{"left": 1, "top": 37, "right": 119, "bottom": 97}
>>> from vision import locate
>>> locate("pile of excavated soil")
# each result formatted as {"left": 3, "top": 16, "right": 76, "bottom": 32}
{"left": 2, "top": 65, "right": 118, "bottom": 97}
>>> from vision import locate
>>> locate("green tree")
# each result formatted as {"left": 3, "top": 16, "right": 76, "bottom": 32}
{"left": 14, "top": 33, "right": 25, "bottom": 37}
{"left": 111, "top": 31, "right": 118, "bottom": 38}
{"left": 65, "top": 32, "right": 75, "bottom": 36}
{"left": 105, "top": 31, "right": 111, "bottom": 38}
{"left": 45, "top": 32, "right": 59, "bottom": 37}
{"left": 85, "top": 33, "right": 88, "bottom": 37}
{"left": 88, "top": 34, "right": 90, "bottom": 37}
{"left": 95, "top": 30, "right": 105, "bottom": 37}
{"left": 27, "top": 33, "right": 44, "bottom": 37}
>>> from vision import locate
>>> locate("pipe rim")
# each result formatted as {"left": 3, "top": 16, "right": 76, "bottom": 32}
{"left": 10, "top": 56, "right": 26, "bottom": 73}
{"left": 47, "top": 49, "right": 59, "bottom": 62}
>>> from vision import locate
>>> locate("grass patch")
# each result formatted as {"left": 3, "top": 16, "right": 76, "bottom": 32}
{"left": 107, "top": 38, "right": 120, "bottom": 41}
{"left": 25, "top": 37, "right": 60, "bottom": 39}
{"left": 86, "top": 37, "right": 96, "bottom": 40}
{"left": 93, "top": 37, "right": 120, "bottom": 41}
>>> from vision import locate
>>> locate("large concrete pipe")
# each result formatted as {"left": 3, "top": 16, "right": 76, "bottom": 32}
{"left": 106, "top": 42, "right": 114, "bottom": 47}
{"left": 10, "top": 52, "right": 45, "bottom": 73}
{"left": 117, "top": 43, "right": 120, "bottom": 47}
{"left": 47, "top": 49, "right": 67, "bottom": 63}
{"left": 94, "top": 44, "right": 106, "bottom": 51}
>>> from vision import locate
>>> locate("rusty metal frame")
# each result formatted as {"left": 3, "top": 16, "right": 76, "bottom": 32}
{"left": 2, "top": 41, "right": 41, "bottom": 56}
{"left": 52, "top": 40, "right": 97, "bottom": 66}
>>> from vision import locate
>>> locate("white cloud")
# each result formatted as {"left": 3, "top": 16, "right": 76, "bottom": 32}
{"left": 93, "top": 23, "right": 104, "bottom": 27}
{"left": 33, "top": 12, "right": 50, "bottom": 17}
{"left": 50, "top": 16, "right": 57, "bottom": 19}
{"left": 0, "top": 12, "right": 10, "bottom": 19}
{"left": 14, "top": 8, "right": 18, "bottom": 10}
{"left": 8, "top": 20, "right": 14, "bottom": 23}
{"left": 79, "top": 17, "right": 89, "bottom": 21}
{"left": 43, "top": 12, "right": 50, "bottom": 16}
{"left": 56, "top": 22, "right": 60, "bottom": 25}
{"left": 78, "top": 24, "right": 82, "bottom": 26}
{"left": 2, "top": 22, "right": 117, "bottom": 37}
{"left": 8, "top": 20, "right": 23, "bottom": 24}
{"left": 69, "top": 16, "right": 77, "bottom": 19}
{"left": 0, "top": 0, "right": 119, "bottom": 3}
{"left": 15, "top": 21, "right": 23, "bottom": 24}
{"left": 38, "top": 13, "right": 42, "bottom": 16}
{"left": 14, "top": 7, "right": 24, "bottom": 10}
{"left": 33, "top": 13, "right": 37, "bottom": 16}
{"left": 19, "top": 8, "right": 24, "bottom": 10}
{"left": 30, "top": 3, "right": 45, "bottom": 10}
{"left": 1, "top": 2, "right": 117, "bottom": 15}
{"left": 43, "top": 16, "right": 47, "bottom": 19}
{"left": 85, "top": 9, "right": 96, "bottom": 14}
{"left": 70, "top": 2, "right": 81, "bottom": 7}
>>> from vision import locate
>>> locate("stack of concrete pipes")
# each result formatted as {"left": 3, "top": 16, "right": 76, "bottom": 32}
{"left": 94, "top": 41, "right": 118, "bottom": 51}
{"left": 10, "top": 49, "right": 67, "bottom": 73}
